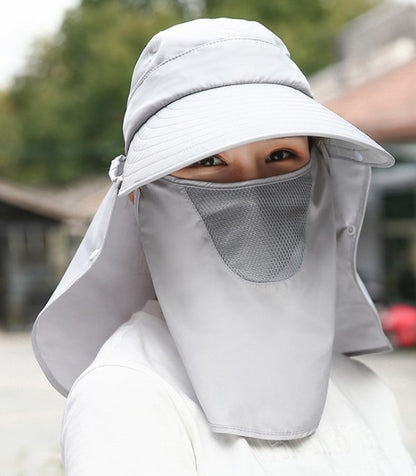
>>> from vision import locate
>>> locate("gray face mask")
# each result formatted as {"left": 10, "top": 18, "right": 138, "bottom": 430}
{"left": 183, "top": 166, "right": 312, "bottom": 283}
{"left": 138, "top": 148, "right": 337, "bottom": 440}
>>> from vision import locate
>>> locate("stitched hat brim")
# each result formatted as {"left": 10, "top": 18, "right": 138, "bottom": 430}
{"left": 120, "top": 83, "right": 394, "bottom": 195}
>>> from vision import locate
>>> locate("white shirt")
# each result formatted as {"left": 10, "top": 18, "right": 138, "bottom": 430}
{"left": 62, "top": 300, "right": 416, "bottom": 475}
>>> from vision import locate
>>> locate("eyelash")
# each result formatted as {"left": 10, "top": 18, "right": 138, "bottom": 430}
{"left": 195, "top": 149, "right": 297, "bottom": 167}
{"left": 196, "top": 155, "right": 224, "bottom": 167}
{"left": 266, "top": 149, "right": 296, "bottom": 162}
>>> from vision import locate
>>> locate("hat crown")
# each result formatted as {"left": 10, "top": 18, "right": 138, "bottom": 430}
{"left": 123, "top": 18, "right": 312, "bottom": 151}
{"left": 130, "top": 18, "right": 290, "bottom": 90}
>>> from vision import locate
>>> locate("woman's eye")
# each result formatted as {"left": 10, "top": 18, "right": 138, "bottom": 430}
{"left": 266, "top": 149, "right": 295, "bottom": 162}
{"left": 196, "top": 155, "right": 224, "bottom": 167}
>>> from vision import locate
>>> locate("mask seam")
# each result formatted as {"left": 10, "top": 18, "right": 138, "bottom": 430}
{"left": 348, "top": 165, "right": 387, "bottom": 341}
{"left": 133, "top": 189, "right": 141, "bottom": 224}
{"left": 330, "top": 155, "right": 382, "bottom": 167}
{"left": 208, "top": 420, "right": 316, "bottom": 438}
{"left": 318, "top": 142, "right": 331, "bottom": 175}
{"left": 330, "top": 144, "right": 369, "bottom": 152}
{"left": 162, "top": 160, "right": 312, "bottom": 190}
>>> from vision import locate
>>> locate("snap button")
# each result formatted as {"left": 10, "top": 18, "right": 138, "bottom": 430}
{"left": 89, "top": 249, "right": 100, "bottom": 261}
{"left": 353, "top": 150, "right": 363, "bottom": 162}
{"left": 347, "top": 225, "right": 356, "bottom": 236}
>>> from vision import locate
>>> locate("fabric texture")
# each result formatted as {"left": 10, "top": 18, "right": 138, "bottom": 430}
{"left": 61, "top": 301, "right": 416, "bottom": 476}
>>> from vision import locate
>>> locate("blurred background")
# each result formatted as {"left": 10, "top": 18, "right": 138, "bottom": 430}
{"left": 0, "top": 0, "right": 415, "bottom": 474}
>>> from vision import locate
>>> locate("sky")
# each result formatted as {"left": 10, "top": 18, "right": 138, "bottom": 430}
{"left": 1, "top": 0, "right": 415, "bottom": 90}
{"left": 0, "top": 0, "right": 80, "bottom": 88}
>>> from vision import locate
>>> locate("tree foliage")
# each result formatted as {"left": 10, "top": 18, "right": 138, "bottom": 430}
{"left": 0, "top": 0, "right": 379, "bottom": 184}
{"left": 1, "top": 1, "right": 182, "bottom": 183}
{"left": 202, "top": 0, "right": 380, "bottom": 74}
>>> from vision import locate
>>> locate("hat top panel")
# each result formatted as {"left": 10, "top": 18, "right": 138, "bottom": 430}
{"left": 150, "top": 18, "right": 288, "bottom": 58}
{"left": 130, "top": 18, "right": 290, "bottom": 93}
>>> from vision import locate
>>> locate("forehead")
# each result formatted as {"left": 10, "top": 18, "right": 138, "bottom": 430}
{"left": 220, "top": 136, "right": 310, "bottom": 154}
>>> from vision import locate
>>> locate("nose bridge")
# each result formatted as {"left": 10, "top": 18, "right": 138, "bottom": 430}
{"left": 234, "top": 153, "right": 263, "bottom": 180}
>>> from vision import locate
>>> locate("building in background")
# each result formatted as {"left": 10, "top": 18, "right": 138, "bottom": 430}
{"left": 310, "top": 1, "right": 416, "bottom": 303}
{"left": 0, "top": 178, "right": 108, "bottom": 329}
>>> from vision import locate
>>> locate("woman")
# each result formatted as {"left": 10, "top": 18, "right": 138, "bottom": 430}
{"left": 32, "top": 18, "right": 415, "bottom": 474}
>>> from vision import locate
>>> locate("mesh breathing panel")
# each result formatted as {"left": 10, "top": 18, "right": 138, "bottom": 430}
{"left": 185, "top": 172, "right": 312, "bottom": 282}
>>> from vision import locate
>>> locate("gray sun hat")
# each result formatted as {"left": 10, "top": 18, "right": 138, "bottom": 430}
{"left": 32, "top": 18, "right": 393, "bottom": 398}
{"left": 120, "top": 17, "right": 393, "bottom": 195}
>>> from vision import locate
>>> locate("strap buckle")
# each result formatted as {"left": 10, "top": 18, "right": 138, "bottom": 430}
{"left": 108, "top": 155, "right": 126, "bottom": 189}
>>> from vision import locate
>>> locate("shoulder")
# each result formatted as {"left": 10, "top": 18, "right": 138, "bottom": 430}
{"left": 331, "top": 353, "right": 415, "bottom": 469}
{"left": 330, "top": 352, "right": 400, "bottom": 422}
{"left": 68, "top": 361, "right": 180, "bottom": 407}
{"left": 331, "top": 353, "right": 395, "bottom": 405}
{"left": 86, "top": 302, "right": 197, "bottom": 401}
{"left": 62, "top": 364, "right": 198, "bottom": 475}
{"left": 64, "top": 361, "right": 194, "bottom": 430}
{"left": 65, "top": 308, "right": 198, "bottom": 432}
{"left": 61, "top": 303, "right": 201, "bottom": 475}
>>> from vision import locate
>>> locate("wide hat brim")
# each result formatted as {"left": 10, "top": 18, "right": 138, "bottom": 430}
{"left": 120, "top": 83, "right": 394, "bottom": 195}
